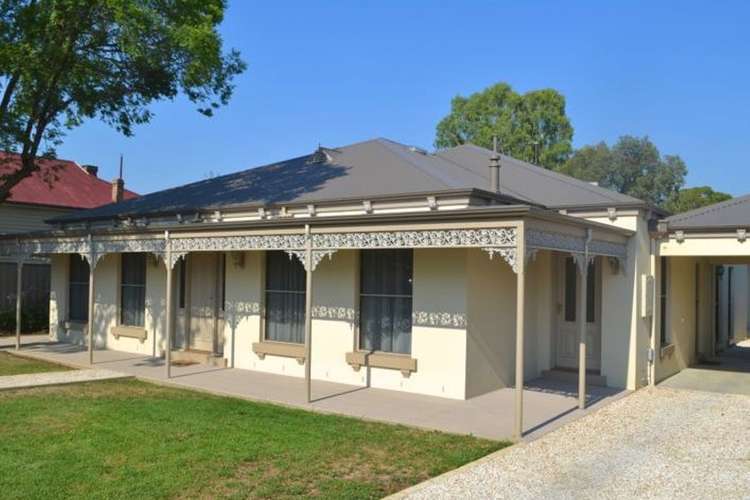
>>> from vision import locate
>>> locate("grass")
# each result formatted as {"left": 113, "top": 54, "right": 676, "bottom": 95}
{"left": 0, "top": 379, "right": 508, "bottom": 499}
{"left": 0, "top": 351, "right": 72, "bottom": 376}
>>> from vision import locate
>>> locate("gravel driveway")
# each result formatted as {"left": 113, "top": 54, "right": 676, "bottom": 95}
{"left": 395, "top": 387, "right": 750, "bottom": 499}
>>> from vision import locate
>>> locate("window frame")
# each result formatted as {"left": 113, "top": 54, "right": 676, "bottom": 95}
{"left": 263, "top": 250, "right": 306, "bottom": 344}
{"left": 563, "top": 257, "right": 597, "bottom": 324}
{"left": 119, "top": 253, "right": 147, "bottom": 328}
{"left": 68, "top": 254, "right": 90, "bottom": 323}
{"left": 357, "top": 248, "right": 414, "bottom": 356}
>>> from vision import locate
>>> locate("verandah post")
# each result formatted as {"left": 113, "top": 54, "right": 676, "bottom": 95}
{"left": 165, "top": 231, "right": 174, "bottom": 379}
{"left": 87, "top": 239, "right": 96, "bottom": 366}
{"left": 514, "top": 222, "right": 526, "bottom": 441}
{"left": 15, "top": 257, "right": 23, "bottom": 350}
{"left": 304, "top": 225, "right": 313, "bottom": 403}
{"left": 578, "top": 229, "right": 592, "bottom": 410}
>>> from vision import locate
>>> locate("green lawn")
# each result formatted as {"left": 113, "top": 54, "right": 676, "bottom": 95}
{"left": 0, "top": 351, "right": 72, "bottom": 376}
{"left": 0, "top": 379, "right": 507, "bottom": 499}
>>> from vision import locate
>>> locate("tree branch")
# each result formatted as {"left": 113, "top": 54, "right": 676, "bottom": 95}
{"left": 0, "top": 72, "right": 19, "bottom": 124}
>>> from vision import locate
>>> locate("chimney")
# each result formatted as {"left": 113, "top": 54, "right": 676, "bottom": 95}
{"left": 112, "top": 178, "right": 124, "bottom": 203}
{"left": 112, "top": 154, "right": 124, "bottom": 203}
{"left": 489, "top": 136, "right": 501, "bottom": 193}
{"left": 83, "top": 164, "right": 99, "bottom": 177}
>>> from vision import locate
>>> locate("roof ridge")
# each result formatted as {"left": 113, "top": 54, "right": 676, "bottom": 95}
{"left": 449, "top": 143, "right": 639, "bottom": 204}
{"left": 434, "top": 150, "right": 533, "bottom": 202}
{"left": 666, "top": 192, "right": 749, "bottom": 223}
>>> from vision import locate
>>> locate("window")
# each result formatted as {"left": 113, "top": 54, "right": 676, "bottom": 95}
{"left": 359, "top": 249, "right": 413, "bottom": 354}
{"left": 564, "top": 257, "right": 596, "bottom": 323}
{"left": 586, "top": 261, "right": 596, "bottom": 323}
{"left": 264, "top": 251, "right": 305, "bottom": 343}
{"left": 68, "top": 255, "right": 89, "bottom": 322}
{"left": 660, "top": 256, "right": 668, "bottom": 346}
{"left": 220, "top": 253, "right": 226, "bottom": 312}
{"left": 177, "top": 258, "right": 187, "bottom": 309}
{"left": 121, "top": 253, "right": 146, "bottom": 327}
{"left": 564, "top": 257, "right": 577, "bottom": 321}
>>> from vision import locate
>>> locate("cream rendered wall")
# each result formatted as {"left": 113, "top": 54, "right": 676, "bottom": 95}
{"left": 655, "top": 257, "right": 698, "bottom": 382}
{"left": 225, "top": 249, "right": 470, "bottom": 399}
{"left": 526, "top": 251, "right": 555, "bottom": 380}
{"left": 48, "top": 254, "right": 69, "bottom": 342}
{"left": 222, "top": 251, "right": 263, "bottom": 370}
{"left": 696, "top": 261, "right": 714, "bottom": 358}
{"left": 583, "top": 213, "right": 650, "bottom": 390}
{"left": 48, "top": 253, "right": 166, "bottom": 355}
{"left": 465, "top": 248, "right": 554, "bottom": 398}
{"left": 403, "top": 248, "right": 467, "bottom": 398}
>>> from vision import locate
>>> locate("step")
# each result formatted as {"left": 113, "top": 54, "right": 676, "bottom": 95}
{"left": 541, "top": 368, "right": 608, "bottom": 387}
{"left": 170, "top": 350, "right": 227, "bottom": 368}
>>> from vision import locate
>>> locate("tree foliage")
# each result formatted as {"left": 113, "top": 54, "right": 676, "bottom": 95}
{"left": 0, "top": 0, "right": 246, "bottom": 201}
{"left": 663, "top": 186, "right": 732, "bottom": 214}
{"left": 557, "top": 136, "right": 687, "bottom": 207}
{"left": 434, "top": 82, "right": 573, "bottom": 170}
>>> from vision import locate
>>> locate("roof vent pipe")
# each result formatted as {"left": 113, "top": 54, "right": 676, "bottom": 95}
{"left": 489, "top": 136, "right": 501, "bottom": 193}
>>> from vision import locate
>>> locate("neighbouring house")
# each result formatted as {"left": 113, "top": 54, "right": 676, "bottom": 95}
{"left": 1, "top": 138, "right": 747, "bottom": 438}
{"left": 0, "top": 153, "right": 136, "bottom": 330}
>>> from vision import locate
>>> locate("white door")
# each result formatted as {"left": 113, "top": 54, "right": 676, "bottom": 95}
{"left": 557, "top": 255, "right": 602, "bottom": 371}
{"left": 188, "top": 253, "right": 220, "bottom": 352}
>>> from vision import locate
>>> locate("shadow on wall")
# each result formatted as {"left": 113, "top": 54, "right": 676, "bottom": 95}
{"left": 224, "top": 300, "right": 261, "bottom": 366}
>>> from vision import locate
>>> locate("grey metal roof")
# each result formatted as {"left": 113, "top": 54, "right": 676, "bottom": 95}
{"left": 52, "top": 138, "right": 646, "bottom": 223}
{"left": 434, "top": 144, "right": 644, "bottom": 208}
{"left": 664, "top": 193, "right": 750, "bottom": 230}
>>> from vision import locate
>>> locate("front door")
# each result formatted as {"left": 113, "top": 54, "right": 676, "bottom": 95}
{"left": 557, "top": 255, "right": 602, "bottom": 371}
{"left": 188, "top": 253, "right": 220, "bottom": 352}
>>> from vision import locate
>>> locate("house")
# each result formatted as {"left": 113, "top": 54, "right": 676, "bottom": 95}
{"left": 0, "top": 153, "right": 136, "bottom": 328}
{"left": 1, "top": 138, "right": 745, "bottom": 439}
{"left": 0, "top": 152, "right": 137, "bottom": 234}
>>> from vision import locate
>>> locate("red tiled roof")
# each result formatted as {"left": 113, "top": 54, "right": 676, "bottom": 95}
{"left": 0, "top": 152, "right": 138, "bottom": 209}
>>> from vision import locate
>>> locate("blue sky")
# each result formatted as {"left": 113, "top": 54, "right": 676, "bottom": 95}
{"left": 57, "top": 1, "right": 750, "bottom": 196}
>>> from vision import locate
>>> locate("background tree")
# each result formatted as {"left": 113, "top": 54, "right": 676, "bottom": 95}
{"left": 0, "top": 0, "right": 246, "bottom": 202}
{"left": 663, "top": 186, "right": 732, "bottom": 214}
{"left": 434, "top": 82, "right": 573, "bottom": 169}
{"left": 557, "top": 136, "right": 687, "bottom": 207}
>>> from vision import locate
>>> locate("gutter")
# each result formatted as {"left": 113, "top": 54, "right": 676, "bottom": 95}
{"left": 3, "top": 204, "right": 633, "bottom": 242}
{"left": 47, "top": 187, "right": 535, "bottom": 225}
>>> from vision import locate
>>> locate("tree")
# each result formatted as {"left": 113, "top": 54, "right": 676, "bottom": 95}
{"left": 664, "top": 186, "right": 732, "bottom": 214}
{"left": 0, "top": 0, "right": 246, "bottom": 202}
{"left": 434, "top": 82, "right": 573, "bottom": 169}
{"left": 557, "top": 136, "right": 687, "bottom": 207}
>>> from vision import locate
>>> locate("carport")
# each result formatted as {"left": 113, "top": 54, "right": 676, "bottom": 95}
{"left": 653, "top": 194, "right": 750, "bottom": 393}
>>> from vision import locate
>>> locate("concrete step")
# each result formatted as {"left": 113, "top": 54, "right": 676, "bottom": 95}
{"left": 541, "top": 368, "right": 608, "bottom": 387}
{"left": 171, "top": 350, "right": 227, "bottom": 368}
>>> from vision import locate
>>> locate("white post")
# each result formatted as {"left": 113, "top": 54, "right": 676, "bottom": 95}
{"left": 15, "top": 258, "right": 23, "bottom": 350}
{"left": 514, "top": 224, "right": 526, "bottom": 441}
{"left": 578, "top": 230, "right": 592, "bottom": 410}
{"left": 304, "top": 225, "right": 313, "bottom": 403}
{"left": 165, "top": 236, "right": 174, "bottom": 379}
{"left": 578, "top": 259, "right": 588, "bottom": 409}
{"left": 87, "top": 256, "right": 96, "bottom": 365}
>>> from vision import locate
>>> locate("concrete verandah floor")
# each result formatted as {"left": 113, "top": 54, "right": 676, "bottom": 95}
{"left": 1, "top": 334, "right": 627, "bottom": 441}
